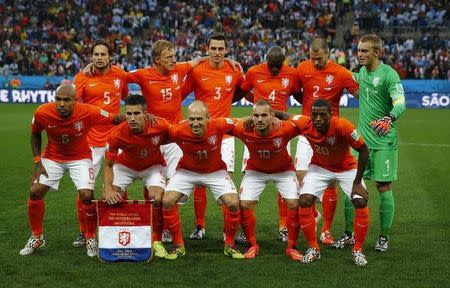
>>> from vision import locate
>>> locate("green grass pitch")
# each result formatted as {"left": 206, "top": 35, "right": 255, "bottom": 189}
{"left": 0, "top": 104, "right": 449, "bottom": 287}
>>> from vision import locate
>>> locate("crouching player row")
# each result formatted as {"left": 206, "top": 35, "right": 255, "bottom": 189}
{"left": 238, "top": 99, "right": 370, "bottom": 266}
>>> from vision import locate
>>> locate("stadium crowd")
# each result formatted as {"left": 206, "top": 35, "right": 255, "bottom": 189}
{"left": 0, "top": 0, "right": 448, "bottom": 80}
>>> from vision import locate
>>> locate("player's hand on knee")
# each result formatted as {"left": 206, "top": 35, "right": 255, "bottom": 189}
{"left": 370, "top": 116, "right": 392, "bottom": 136}
{"left": 30, "top": 162, "right": 48, "bottom": 185}
{"left": 351, "top": 183, "right": 368, "bottom": 201}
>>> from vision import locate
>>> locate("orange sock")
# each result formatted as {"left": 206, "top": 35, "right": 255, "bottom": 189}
{"left": 299, "top": 206, "right": 319, "bottom": 249}
{"left": 278, "top": 193, "right": 287, "bottom": 229}
{"left": 223, "top": 206, "right": 240, "bottom": 246}
{"left": 152, "top": 206, "right": 163, "bottom": 242}
{"left": 287, "top": 208, "right": 299, "bottom": 249}
{"left": 353, "top": 207, "right": 369, "bottom": 251}
{"left": 76, "top": 194, "right": 85, "bottom": 233}
{"left": 321, "top": 186, "right": 338, "bottom": 232}
{"left": 193, "top": 186, "right": 207, "bottom": 228}
{"left": 163, "top": 206, "right": 184, "bottom": 246}
{"left": 82, "top": 202, "right": 97, "bottom": 239}
{"left": 241, "top": 209, "right": 257, "bottom": 246}
{"left": 28, "top": 199, "right": 44, "bottom": 236}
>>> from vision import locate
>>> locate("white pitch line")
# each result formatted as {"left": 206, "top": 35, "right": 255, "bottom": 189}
{"left": 400, "top": 142, "right": 450, "bottom": 148}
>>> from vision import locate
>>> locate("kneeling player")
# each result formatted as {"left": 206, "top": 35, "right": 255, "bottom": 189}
{"left": 285, "top": 99, "right": 370, "bottom": 266}
{"left": 103, "top": 95, "right": 171, "bottom": 258}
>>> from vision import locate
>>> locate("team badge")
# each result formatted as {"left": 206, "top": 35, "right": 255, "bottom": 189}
{"left": 225, "top": 118, "right": 234, "bottom": 124}
{"left": 114, "top": 78, "right": 121, "bottom": 89}
{"left": 372, "top": 76, "right": 380, "bottom": 87}
{"left": 351, "top": 129, "right": 360, "bottom": 141}
{"left": 151, "top": 136, "right": 160, "bottom": 146}
{"left": 326, "top": 136, "right": 336, "bottom": 146}
{"left": 140, "top": 149, "right": 149, "bottom": 158}
{"left": 225, "top": 75, "right": 232, "bottom": 85}
{"left": 118, "top": 231, "right": 131, "bottom": 246}
{"left": 325, "top": 74, "right": 334, "bottom": 85}
{"left": 208, "top": 135, "right": 217, "bottom": 145}
{"left": 73, "top": 121, "right": 83, "bottom": 132}
{"left": 100, "top": 110, "right": 109, "bottom": 117}
{"left": 281, "top": 78, "right": 289, "bottom": 89}
{"left": 171, "top": 73, "right": 179, "bottom": 84}
{"left": 273, "top": 137, "right": 282, "bottom": 148}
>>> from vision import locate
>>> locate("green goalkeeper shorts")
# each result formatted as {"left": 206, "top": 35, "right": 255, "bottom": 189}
{"left": 364, "top": 149, "right": 398, "bottom": 182}
{"left": 351, "top": 148, "right": 398, "bottom": 182}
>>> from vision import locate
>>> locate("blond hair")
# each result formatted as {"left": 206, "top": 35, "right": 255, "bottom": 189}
{"left": 359, "top": 34, "right": 383, "bottom": 52}
{"left": 151, "top": 40, "right": 175, "bottom": 64}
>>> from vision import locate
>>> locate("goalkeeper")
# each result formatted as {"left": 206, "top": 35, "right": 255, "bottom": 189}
{"left": 335, "top": 34, "right": 406, "bottom": 252}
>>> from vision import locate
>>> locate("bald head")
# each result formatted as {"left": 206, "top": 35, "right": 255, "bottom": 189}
{"left": 54, "top": 83, "right": 76, "bottom": 118}
{"left": 55, "top": 83, "right": 76, "bottom": 99}
{"left": 310, "top": 38, "right": 328, "bottom": 53}
{"left": 188, "top": 100, "right": 209, "bottom": 117}
{"left": 309, "top": 38, "right": 329, "bottom": 70}
{"left": 266, "top": 46, "right": 285, "bottom": 76}
{"left": 188, "top": 100, "right": 209, "bottom": 137}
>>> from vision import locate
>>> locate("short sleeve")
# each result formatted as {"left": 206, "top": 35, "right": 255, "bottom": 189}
{"left": 31, "top": 110, "right": 44, "bottom": 133}
{"left": 340, "top": 119, "right": 365, "bottom": 149}
{"left": 126, "top": 69, "right": 142, "bottom": 85}
{"left": 241, "top": 70, "right": 254, "bottom": 92}
{"left": 341, "top": 68, "right": 359, "bottom": 94}
{"left": 73, "top": 72, "right": 86, "bottom": 102}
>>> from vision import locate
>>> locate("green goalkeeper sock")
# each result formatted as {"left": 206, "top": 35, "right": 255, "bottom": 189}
{"left": 344, "top": 196, "right": 354, "bottom": 233}
{"left": 379, "top": 190, "right": 395, "bottom": 237}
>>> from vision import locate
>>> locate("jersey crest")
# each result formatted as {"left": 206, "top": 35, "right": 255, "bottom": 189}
{"left": 372, "top": 76, "right": 380, "bottom": 87}
{"left": 171, "top": 73, "right": 179, "bottom": 84}
{"left": 273, "top": 137, "right": 282, "bottom": 148}
{"left": 151, "top": 136, "right": 160, "bottom": 146}
{"left": 114, "top": 78, "right": 121, "bottom": 89}
{"left": 207, "top": 135, "right": 217, "bottom": 146}
{"left": 281, "top": 78, "right": 289, "bottom": 89}
{"left": 73, "top": 121, "right": 84, "bottom": 132}
{"left": 326, "top": 136, "right": 336, "bottom": 146}
{"left": 225, "top": 75, "right": 232, "bottom": 85}
{"left": 325, "top": 74, "right": 334, "bottom": 85}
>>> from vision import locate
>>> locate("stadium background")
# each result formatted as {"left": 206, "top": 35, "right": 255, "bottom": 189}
{"left": 1, "top": 1, "right": 449, "bottom": 287}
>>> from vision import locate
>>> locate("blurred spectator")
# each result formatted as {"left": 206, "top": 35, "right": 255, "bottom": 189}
{"left": 0, "top": 0, "right": 448, "bottom": 80}
{"left": 43, "top": 79, "right": 54, "bottom": 90}
{"left": 9, "top": 75, "right": 21, "bottom": 89}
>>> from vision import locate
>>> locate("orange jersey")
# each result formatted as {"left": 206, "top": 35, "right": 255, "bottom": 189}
{"left": 105, "top": 118, "right": 170, "bottom": 171}
{"left": 241, "top": 63, "right": 300, "bottom": 111}
{"left": 297, "top": 60, "right": 358, "bottom": 116}
{"left": 73, "top": 65, "right": 129, "bottom": 147}
{"left": 31, "top": 103, "right": 115, "bottom": 162}
{"left": 231, "top": 120, "right": 298, "bottom": 173}
{"left": 183, "top": 61, "right": 244, "bottom": 118}
{"left": 169, "top": 118, "right": 236, "bottom": 173}
{"left": 290, "top": 115, "right": 364, "bottom": 172}
{"left": 126, "top": 63, "right": 191, "bottom": 123}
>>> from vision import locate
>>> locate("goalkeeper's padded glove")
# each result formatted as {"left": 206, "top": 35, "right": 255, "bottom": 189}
{"left": 370, "top": 115, "right": 394, "bottom": 136}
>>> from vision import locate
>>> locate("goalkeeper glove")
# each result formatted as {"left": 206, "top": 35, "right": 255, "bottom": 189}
{"left": 370, "top": 115, "right": 395, "bottom": 136}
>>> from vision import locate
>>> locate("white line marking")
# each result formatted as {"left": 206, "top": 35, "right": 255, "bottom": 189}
{"left": 400, "top": 142, "right": 450, "bottom": 148}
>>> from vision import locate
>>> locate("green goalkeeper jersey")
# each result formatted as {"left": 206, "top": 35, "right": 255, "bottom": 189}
{"left": 355, "top": 63, "right": 405, "bottom": 150}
